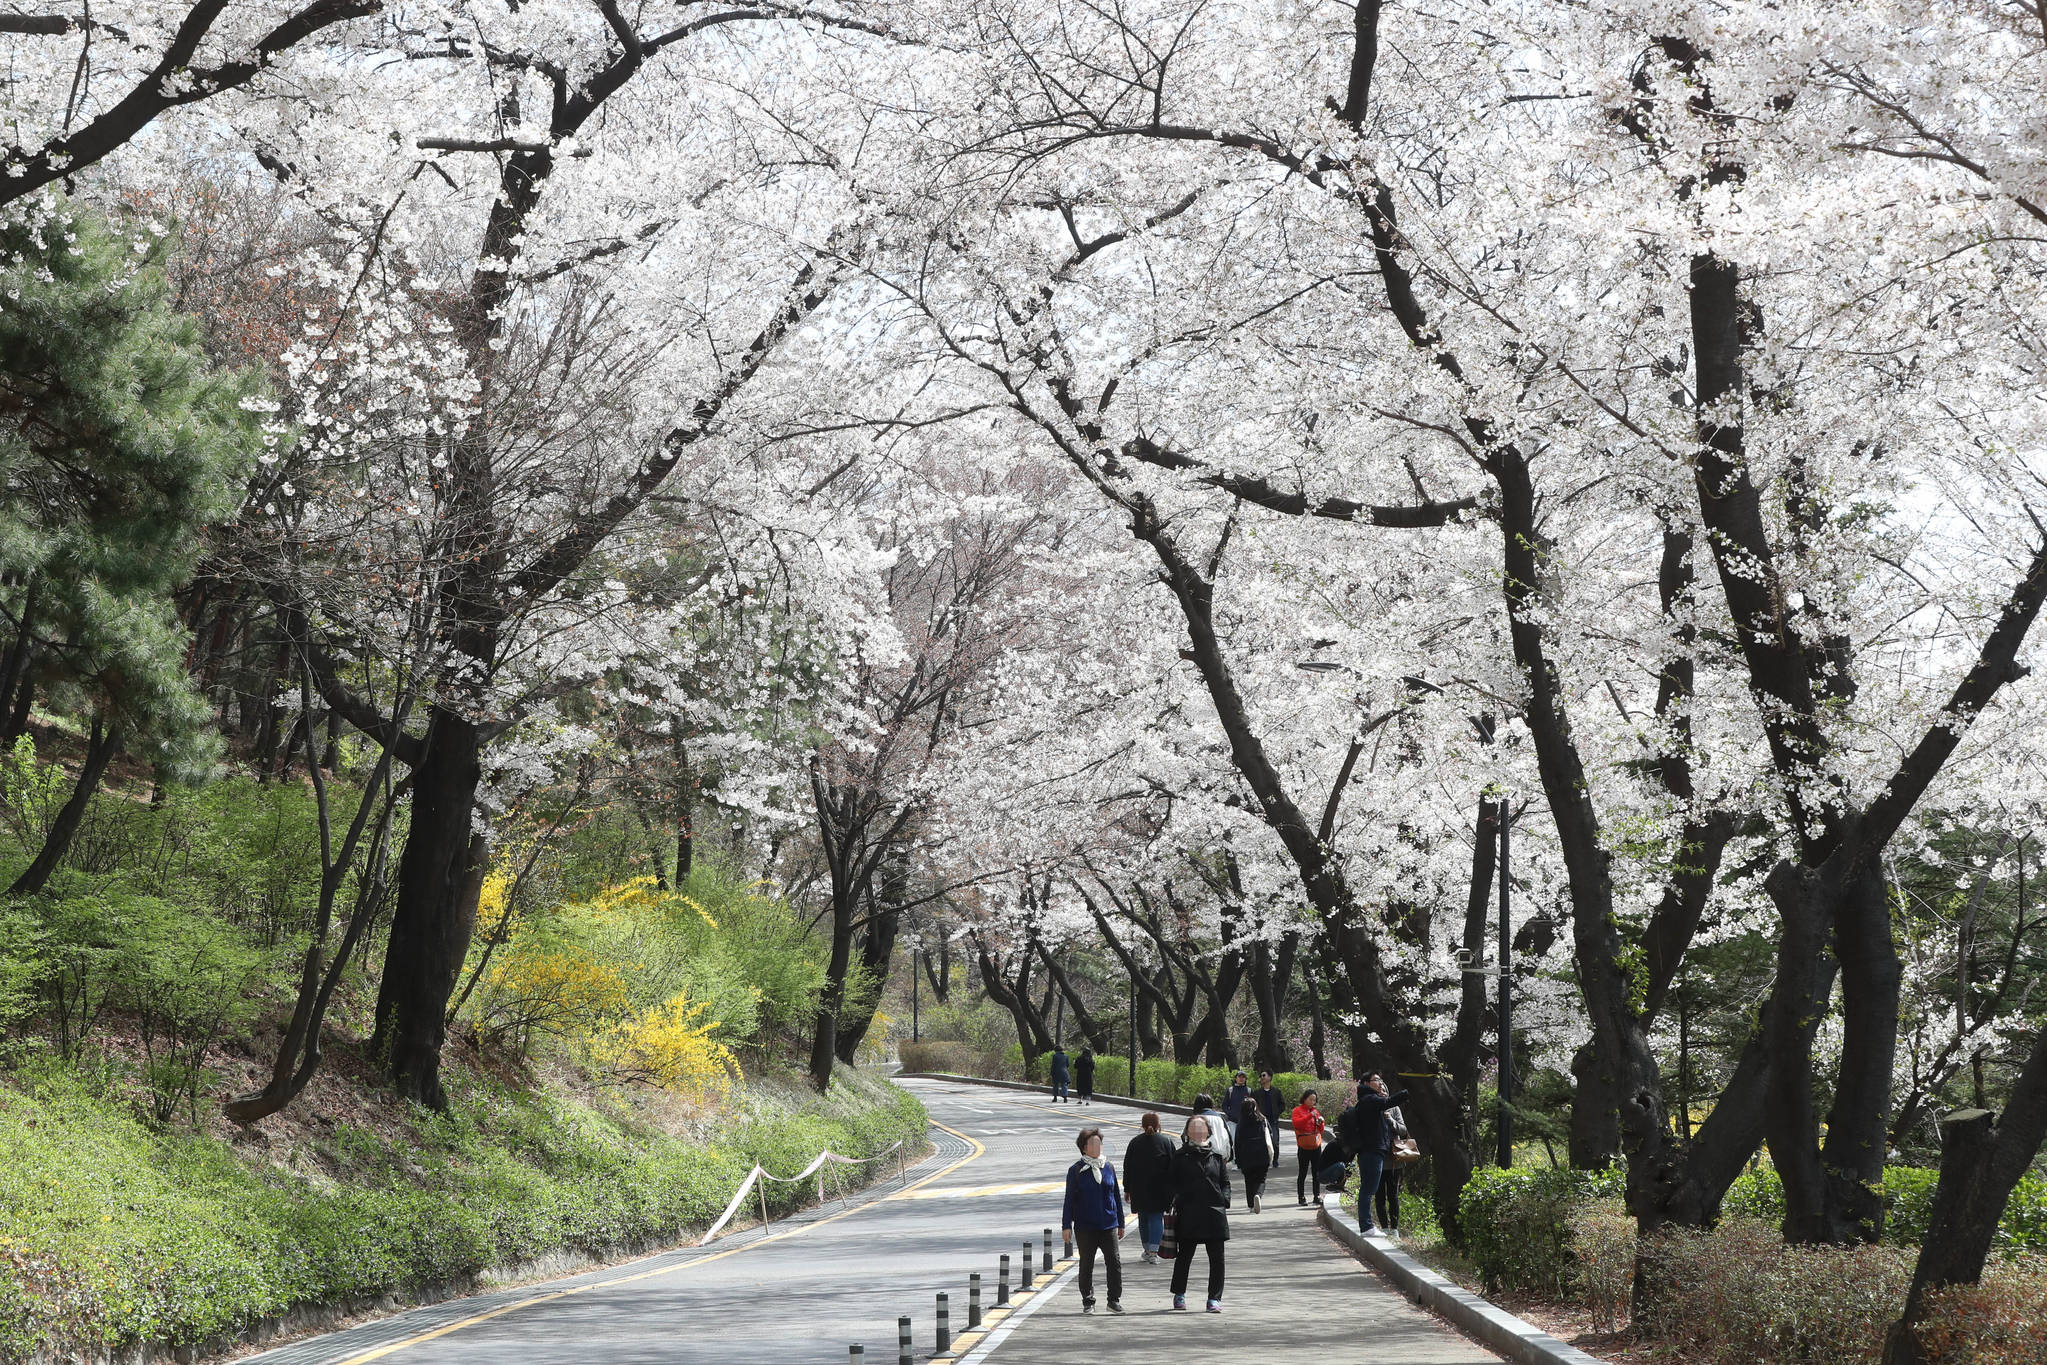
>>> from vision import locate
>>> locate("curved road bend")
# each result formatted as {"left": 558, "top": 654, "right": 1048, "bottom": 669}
{"left": 244, "top": 1078, "right": 1124, "bottom": 1365}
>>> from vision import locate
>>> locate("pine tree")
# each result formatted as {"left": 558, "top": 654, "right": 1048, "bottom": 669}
{"left": 0, "top": 199, "right": 271, "bottom": 894}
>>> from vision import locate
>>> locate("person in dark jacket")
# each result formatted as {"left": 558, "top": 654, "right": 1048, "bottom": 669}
{"left": 1122, "top": 1113, "right": 1176, "bottom": 1263}
{"left": 1169, "top": 1114, "right": 1231, "bottom": 1312}
{"left": 1061, "top": 1126, "right": 1126, "bottom": 1313}
{"left": 1233, "top": 1096, "right": 1275, "bottom": 1213}
{"left": 1219, "top": 1071, "right": 1251, "bottom": 1142}
{"left": 1342, "top": 1073, "right": 1410, "bottom": 1234}
{"left": 1075, "top": 1047, "right": 1096, "bottom": 1105}
{"left": 1050, "top": 1047, "right": 1071, "bottom": 1101}
{"left": 1249, "top": 1070, "right": 1283, "bottom": 1127}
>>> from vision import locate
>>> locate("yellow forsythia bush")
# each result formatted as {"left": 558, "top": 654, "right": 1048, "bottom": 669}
{"left": 599, "top": 989, "right": 739, "bottom": 1097}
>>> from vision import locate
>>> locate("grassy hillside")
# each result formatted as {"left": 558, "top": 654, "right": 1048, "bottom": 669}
{"left": 0, "top": 1058, "right": 924, "bottom": 1361}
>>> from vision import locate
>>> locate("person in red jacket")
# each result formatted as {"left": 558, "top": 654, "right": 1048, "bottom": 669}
{"left": 1290, "top": 1090, "right": 1328, "bottom": 1205}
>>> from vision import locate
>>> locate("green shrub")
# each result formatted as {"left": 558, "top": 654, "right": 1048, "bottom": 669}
{"left": 1721, "top": 1164, "right": 2047, "bottom": 1254}
{"left": 1919, "top": 1259, "right": 2047, "bottom": 1365}
{"left": 1458, "top": 1165, "right": 1624, "bottom": 1295}
{"left": 896, "top": 1041, "right": 1019, "bottom": 1079}
{"left": 1635, "top": 1217, "right": 1913, "bottom": 1364}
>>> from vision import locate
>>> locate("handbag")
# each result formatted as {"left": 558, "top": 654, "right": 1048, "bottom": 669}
{"left": 1158, "top": 1209, "right": 1178, "bottom": 1257}
{"left": 1390, "top": 1137, "right": 1422, "bottom": 1167}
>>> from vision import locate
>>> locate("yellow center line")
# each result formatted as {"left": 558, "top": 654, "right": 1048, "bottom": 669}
{"left": 329, "top": 1120, "right": 988, "bottom": 1365}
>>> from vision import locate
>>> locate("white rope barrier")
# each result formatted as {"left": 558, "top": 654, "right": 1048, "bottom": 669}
{"left": 695, "top": 1140, "right": 907, "bottom": 1246}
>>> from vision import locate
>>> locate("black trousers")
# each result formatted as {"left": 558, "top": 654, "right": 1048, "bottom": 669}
{"left": 1171, "top": 1239, "right": 1225, "bottom": 1302}
{"left": 1376, "top": 1165, "right": 1402, "bottom": 1229}
{"left": 1297, "top": 1148, "right": 1322, "bottom": 1200}
{"left": 1242, "top": 1166, "right": 1268, "bottom": 1204}
{"left": 1075, "top": 1225, "right": 1122, "bottom": 1306}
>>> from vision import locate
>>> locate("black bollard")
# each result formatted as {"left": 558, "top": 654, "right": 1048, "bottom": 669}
{"left": 998, "top": 1253, "right": 1011, "bottom": 1305}
{"left": 897, "top": 1316, "right": 911, "bottom": 1365}
{"left": 1021, "top": 1240, "right": 1034, "bottom": 1288}
{"left": 1042, "top": 1228, "right": 1054, "bottom": 1272}
{"left": 936, "top": 1291, "right": 951, "bottom": 1353}
{"left": 848, "top": 1348, "right": 863, "bottom": 1362}
{"left": 969, "top": 1272, "right": 983, "bottom": 1328}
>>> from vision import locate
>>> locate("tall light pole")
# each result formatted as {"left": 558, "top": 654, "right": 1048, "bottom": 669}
{"left": 911, "top": 947, "right": 920, "bottom": 1044}
{"left": 1497, "top": 799, "right": 1513, "bottom": 1169}
{"left": 1128, "top": 969, "right": 1138, "bottom": 1096}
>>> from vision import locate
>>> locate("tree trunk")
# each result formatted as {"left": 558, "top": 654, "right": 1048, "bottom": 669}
{"left": 1037, "top": 941, "right": 1112, "bottom": 1054}
{"left": 372, "top": 707, "right": 486, "bottom": 1108}
{"left": 10, "top": 713, "right": 116, "bottom": 895}
{"left": 835, "top": 902, "right": 902, "bottom": 1064}
{"left": 1884, "top": 1021, "right": 2047, "bottom": 1364}
{"left": 1570, "top": 1041, "right": 1622, "bottom": 1169}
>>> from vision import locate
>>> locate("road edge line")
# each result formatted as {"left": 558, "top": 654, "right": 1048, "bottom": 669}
{"left": 950, "top": 1262, "right": 1078, "bottom": 1364}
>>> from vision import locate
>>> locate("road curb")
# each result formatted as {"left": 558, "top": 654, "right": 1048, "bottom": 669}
{"left": 895, "top": 1071, "right": 1198, "bottom": 1117}
{"left": 1318, "top": 1202, "right": 1612, "bottom": 1365}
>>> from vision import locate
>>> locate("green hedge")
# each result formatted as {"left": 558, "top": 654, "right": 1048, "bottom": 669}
{"left": 1458, "top": 1165, "right": 1625, "bottom": 1294}
{"left": 1026, "top": 1054, "right": 1354, "bottom": 1116}
{"left": 0, "top": 1066, "right": 926, "bottom": 1360}
{"left": 1722, "top": 1165, "right": 2047, "bottom": 1253}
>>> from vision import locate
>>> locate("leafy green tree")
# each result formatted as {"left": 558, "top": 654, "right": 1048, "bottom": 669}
{"left": 0, "top": 200, "right": 272, "bottom": 894}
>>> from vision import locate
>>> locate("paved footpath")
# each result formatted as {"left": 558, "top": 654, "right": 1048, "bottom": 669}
{"left": 960, "top": 1089, "right": 1499, "bottom": 1365}
{"left": 239, "top": 1077, "right": 1498, "bottom": 1365}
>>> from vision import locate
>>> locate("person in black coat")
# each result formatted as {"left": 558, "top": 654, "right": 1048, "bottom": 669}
{"left": 1341, "top": 1073, "right": 1410, "bottom": 1234}
{"left": 1249, "top": 1070, "right": 1283, "bottom": 1127}
{"left": 1049, "top": 1047, "right": 1071, "bottom": 1102}
{"left": 1122, "top": 1113, "right": 1177, "bottom": 1263}
{"left": 1168, "top": 1114, "right": 1231, "bottom": 1312}
{"left": 1075, "top": 1047, "right": 1096, "bottom": 1105}
{"left": 1233, "top": 1096, "right": 1275, "bottom": 1213}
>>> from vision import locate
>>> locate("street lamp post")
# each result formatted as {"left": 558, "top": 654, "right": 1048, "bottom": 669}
{"left": 1128, "top": 970, "right": 1137, "bottom": 1096}
{"left": 1497, "top": 800, "right": 1513, "bottom": 1169}
{"left": 912, "top": 948, "right": 920, "bottom": 1044}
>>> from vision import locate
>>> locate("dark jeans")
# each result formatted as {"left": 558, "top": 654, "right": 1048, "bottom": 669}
{"left": 1137, "top": 1210, "right": 1164, "bottom": 1251}
{"left": 1052, "top": 1077, "right": 1069, "bottom": 1100}
{"left": 1242, "top": 1166, "right": 1268, "bottom": 1205}
{"left": 1375, "top": 1165, "right": 1401, "bottom": 1230}
{"left": 1297, "top": 1148, "right": 1322, "bottom": 1200}
{"left": 1075, "top": 1225, "right": 1122, "bottom": 1306}
{"left": 1355, "top": 1149, "right": 1387, "bottom": 1230}
{"left": 1171, "top": 1239, "right": 1225, "bottom": 1302}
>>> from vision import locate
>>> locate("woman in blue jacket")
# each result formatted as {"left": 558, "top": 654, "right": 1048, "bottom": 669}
{"left": 1061, "top": 1126, "right": 1126, "bottom": 1313}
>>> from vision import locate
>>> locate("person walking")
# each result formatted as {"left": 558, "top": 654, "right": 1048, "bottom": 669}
{"left": 1123, "top": 1113, "right": 1176, "bottom": 1263}
{"left": 1190, "top": 1092, "right": 1233, "bottom": 1161}
{"left": 1219, "top": 1071, "right": 1251, "bottom": 1143}
{"left": 1062, "top": 1126, "right": 1126, "bottom": 1314}
{"left": 1250, "top": 1070, "right": 1283, "bottom": 1128}
{"left": 1375, "top": 1102, "right": 1409, "bottom": 1235}
{"left": 1050, "top": 1046, "right": 1071, "bottom": 1102}
{"left": 1168, "top": 1114, "right": 1231, "bottom": 1313}
{"left": 1233, "top": 1096, "right": 1275, "bottom": 1213}
{"left": 1341, "top": 1073, "right": 1410, "bottom": 1234}
{"left": 1290, "top": 1089, "right": 1328, "bottom": 1205}
{"left": 1075, "top": 1047, "right": 1096, "bottom": 1105}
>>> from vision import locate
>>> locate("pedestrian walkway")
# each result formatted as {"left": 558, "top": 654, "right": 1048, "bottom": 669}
{"left": 968, "top": 1200, "right": 1500, "bottom": 1364}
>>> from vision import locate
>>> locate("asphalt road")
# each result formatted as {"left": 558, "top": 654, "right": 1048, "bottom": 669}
{"left": 244, "top": 1077, "right": 1140, "bottom": 1365}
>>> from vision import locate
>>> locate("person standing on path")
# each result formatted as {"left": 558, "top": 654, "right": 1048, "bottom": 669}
{"left": 1123, "top": 1113, "right": 1176, "bottom": 1264}
{"left": 1219, "top": 1071, "right": 1251, "bottom": 1143}
{"left": 1290, "top": 1089, "right": 1327, "bottom": 1205}
{"left": 1050, "top": 1047, "right": 1071, "bottom": 1102}
{"left": 1169, "top": 1115, "right": 1231, "bottom": 1313}
{"left": 1250, "top": 1071, "right": 1283, "bottom": 1128}
{"left": 1062, "top": 1126, "right": 1126, "bottom": 1314}
{"left": 1375, "top": 1103, "right": 1409, "bottom": 1234}
{"left": 1075, "top": 1047, "right": 1096, "bottom": 1105}
{"left": 1233, "top": 1097, "right": 1275, "bottom": 1213}
{"left": 1190, "top": 1092, "right": 1234, "bottom": 1161}
{"left": 1343, "top": 1073, "right": 1409, "bottom": 1234}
